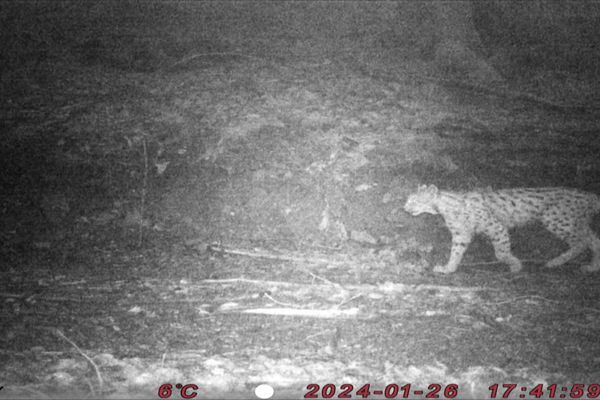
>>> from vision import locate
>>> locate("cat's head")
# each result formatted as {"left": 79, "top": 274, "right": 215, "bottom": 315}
{"left": 403, "top": 184, "right": 440, "bottom": 215}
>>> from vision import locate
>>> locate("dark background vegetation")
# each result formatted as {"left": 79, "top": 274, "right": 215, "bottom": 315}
{"left": 2, "top": 1, "right": 600, "bottom": 398}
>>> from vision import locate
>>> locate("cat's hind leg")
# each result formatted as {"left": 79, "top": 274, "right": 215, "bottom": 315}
{"left": 486, "top": 222, "right": 522, "bottom": 272}
{"left": 543, "top": 212, "right": 589, "bottom": 269}
{"left": 581, "top": 230, "right": 600, "bottom": 272}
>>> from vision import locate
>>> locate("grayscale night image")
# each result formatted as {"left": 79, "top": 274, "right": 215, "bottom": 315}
{"left": 1, "top": 2, "right": 600, "bottom": 399}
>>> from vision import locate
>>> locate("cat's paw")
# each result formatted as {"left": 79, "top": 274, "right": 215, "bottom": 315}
{"left": 509, "top": 262, "right": 523, "bottom": 273}
{"left": 544, "top": 259, "right": 562, "bottom": 268}
{"left": 580, "top": 264, "right": 600, "bottom": 273}
{"left": 432, "top": 265, "right": 455, "bottom": 274}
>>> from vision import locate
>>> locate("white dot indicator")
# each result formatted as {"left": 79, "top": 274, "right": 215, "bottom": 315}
{"left": 255, "top": 383, "right": 274, "bottom": 399}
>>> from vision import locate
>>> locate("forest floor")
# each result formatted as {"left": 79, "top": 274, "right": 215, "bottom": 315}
{"left": 2, "top": 3, "right": 600, "bottom": 399}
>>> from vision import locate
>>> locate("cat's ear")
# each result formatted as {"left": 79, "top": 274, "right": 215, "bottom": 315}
{"left": 427, "top": 184, "right": 439, "bottom": 194}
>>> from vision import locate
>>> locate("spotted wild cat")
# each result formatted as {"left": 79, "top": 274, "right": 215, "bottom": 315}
{"left": 403, "top": 185, "right": 600, "bottom": 273}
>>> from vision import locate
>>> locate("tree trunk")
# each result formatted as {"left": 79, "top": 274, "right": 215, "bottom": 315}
{"left": 432, "top": 1, "right": 502, "bottom": 83}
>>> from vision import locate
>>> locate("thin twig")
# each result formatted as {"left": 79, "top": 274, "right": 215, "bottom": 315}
{"left": 55, "top": 329, "right": 104, "bottom": 391}
{"left": 139, "top": 137, "right": 148, "bottom": 246}
{"left": 460, "top": 258, "right": 543, "bottom": 267}
{"left": 240, "top": 307, "right": 361, "bottom": 318}
{"left": 305, "top": 329, "right": 335, "bottom": 341}
{"left": 338, "top": 293, "right": 363, "bottom": 307}
{"left": 582, "top": 306, "right": 600, "bottom": 313}
{"left": 169, "top": 52, "right": 266, "bottom": 69}
{"left": 484, "top": 295, "right": 559, "bottom": 306}
{"left": 303, "top": 269, "right": 345, "bottom": 289}
{"left": 567, "top": 320, "right": 595, "bottom": 329}
{"left": 263, "top": 292, "right": 295, "bottom": 307}
{"left": 203, "top": 278, "right": 299, "bottom": 287}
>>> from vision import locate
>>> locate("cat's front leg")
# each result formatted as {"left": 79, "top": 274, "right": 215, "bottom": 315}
{"left": 433, "top": 234, "right": 470, "bottom": 274}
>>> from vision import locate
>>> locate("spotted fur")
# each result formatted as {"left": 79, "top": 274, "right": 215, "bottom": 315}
{"left": 403, "top": 184, "right": 600, "bottom": 273}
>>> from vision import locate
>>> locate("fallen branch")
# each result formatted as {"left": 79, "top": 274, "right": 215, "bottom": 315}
{"left": 202, "top": 278, "right": 497, "bottom": 292}
{"left": 208, "top": 244, "right": 346, "bottom": 266}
